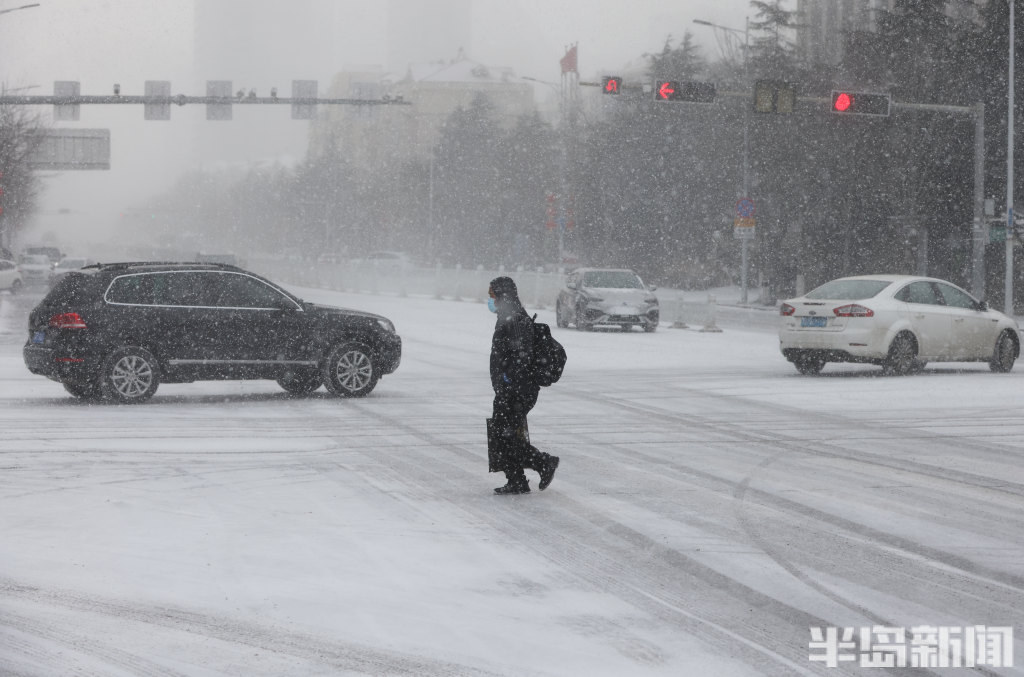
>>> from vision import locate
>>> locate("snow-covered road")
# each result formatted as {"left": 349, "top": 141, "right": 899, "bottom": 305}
{"left": 1, "top": 285, "right": 1022, "bottom": 676}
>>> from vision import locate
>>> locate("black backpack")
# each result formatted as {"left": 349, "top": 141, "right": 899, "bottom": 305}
{"left": 530, "top": 314, "right": 567, "bottom": 386}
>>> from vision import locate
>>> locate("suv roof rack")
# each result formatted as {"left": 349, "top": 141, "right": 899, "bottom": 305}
{"left": 87, "top": 261, "right": 244, "bottom": 271}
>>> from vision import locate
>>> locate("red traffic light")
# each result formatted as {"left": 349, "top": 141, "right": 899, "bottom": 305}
{"left": 830, "top": 90, "right": 891, "bottom": 116}
{"left": 602, "top": 76, "right": 622, "bottom": 94}
{"left": 652, "top": 80, "right": 715, "bottom": 103}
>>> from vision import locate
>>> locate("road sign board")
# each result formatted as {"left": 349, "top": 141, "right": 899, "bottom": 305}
{"left": 734, "top": 197, "right": 756, "bottom": 239}
{"left": 206, "top": 80, "right": 232, "bottom": 120}
{"left": 735, "top": 197, "right": 755, "bottom": 218}
{"left": 292, "top": 80, "right": 318, "bottom": 120}
{"left": 27, "top": 128, "right": 110, "bottom": 170}
{"left": 145, "top": 80, "right": 171, "bottom": 120}
{"left": 53, "top": 81, "right": 80, "bottom": 121}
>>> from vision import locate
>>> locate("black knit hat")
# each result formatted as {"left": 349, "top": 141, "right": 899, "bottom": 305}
{"left": 488, "top": 276, "right": 518, "bottom": 299}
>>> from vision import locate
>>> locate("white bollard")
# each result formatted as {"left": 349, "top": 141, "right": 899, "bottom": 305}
{"left": 369, "top": 261, "right": 379, "bottom": 295}
{"left": 672, "top": 293, "right": 688, "bottom": 329}
{"left": 533, "top": 267, "right": 543, "bottom": 309}
{"left": 699, "top": 294, "right": 723, "bottom": 333}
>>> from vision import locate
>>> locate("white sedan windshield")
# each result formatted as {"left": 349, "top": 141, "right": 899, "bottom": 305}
{"left": 806, "top": 279, "right": 891, "bottom": 300}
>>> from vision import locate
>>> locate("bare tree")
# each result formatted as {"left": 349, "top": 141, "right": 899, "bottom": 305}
{"left": 0, "top": 86, "right": 47, "bottom": 254}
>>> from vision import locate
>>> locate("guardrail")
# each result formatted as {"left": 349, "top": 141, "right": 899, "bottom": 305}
{"left": 249, "top": 258, "right": 726, "bottom": 332}
{"left": 666, "top": 294, "right": 722, "bottom": 332}
{"left": 249, "top": 259, "right": 569, "bottom": 309}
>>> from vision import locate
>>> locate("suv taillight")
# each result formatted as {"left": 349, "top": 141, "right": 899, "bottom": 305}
{"left": 780, "top": 303, "right": 796, "bottom": 316}
{"left": 49, "top": 312, "right": 88, "bottom": 329}
{"left": 833, "top": 304, "right": 874, "bottom": 318}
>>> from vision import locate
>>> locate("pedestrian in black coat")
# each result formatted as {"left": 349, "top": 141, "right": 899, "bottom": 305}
{"left": 487, "top": 276, "right": 559, "bottom": 494}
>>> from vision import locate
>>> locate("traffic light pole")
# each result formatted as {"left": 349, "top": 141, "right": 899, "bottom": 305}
{"left": 740, "top": 19, "right": 751, "bottom": 304}
{"left": 1007, "top": 0, "right": 1015, "bottom": 316}
{"left": 740, "top": 92, "right": 986, "bottom": 299}
{"left": 694, "top": 17, "right": 752, "bottom": 303}
{"left": 0, "top": 94, "right": 408, "bottom": 107}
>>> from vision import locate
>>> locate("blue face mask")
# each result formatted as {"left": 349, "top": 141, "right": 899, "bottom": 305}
{"left": 487, "top": 297, "right": 497, "bottom": 313}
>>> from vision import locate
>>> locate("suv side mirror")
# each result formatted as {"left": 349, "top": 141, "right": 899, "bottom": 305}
{"left": 976, "top": 300, "right": 988, "bottom": 312}
{"left": 647, "top": 284, "right": 658, "bottom": 292}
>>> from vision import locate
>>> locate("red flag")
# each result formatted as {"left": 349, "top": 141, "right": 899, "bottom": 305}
{"left": 560, "top": 45, "right": 577, "bottom": 74}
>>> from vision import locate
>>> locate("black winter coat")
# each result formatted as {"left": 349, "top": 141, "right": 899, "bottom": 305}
{"left": 490, "top": 297, "right": 537, "bottom": 398}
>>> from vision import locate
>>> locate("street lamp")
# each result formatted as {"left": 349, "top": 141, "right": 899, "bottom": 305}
{"left": 1006, "top": 0, "right": 1015, "bottom": 316}
{"left": 524, "top": 75, "right": 572, "bottom": 264}
{"left": 695, "top": 17, "right": 752, "bottom": 303}
{"left": 0, "top": 3, "right": 40, "bottom": 17}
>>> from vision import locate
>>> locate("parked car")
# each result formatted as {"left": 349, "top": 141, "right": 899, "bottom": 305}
{"left": 779, "top": 274, "right": 1019, "bottom": 375}
{"left": 0, "top": 257, "right": 22, "bottom": 293}
{"left": 23, "top": 262, "right": 402, "bottom": 402}
{"left": 21, "top": 245, "right": 63, "bottom": 264}
{"left": 49, "top": 257, "right": 97, "bottom": 287}
{"left": 18, "top": 254, "right": 54, "bottom": 286}
{"left": 555, "top": 267, "right": 659, "bottom": 332}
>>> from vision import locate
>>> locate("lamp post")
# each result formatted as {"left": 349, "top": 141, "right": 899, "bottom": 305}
{"left": 0, "top": 4, "right": 40, "bottom": 16}
{"left": 1007, "top": 0, "right": 1015, "bottom": 316}
{"left": 524, "top": 75, "right": 571, "bottom": 264}
{"left": 695, "top": 17, "right": 752, "bottom": 303}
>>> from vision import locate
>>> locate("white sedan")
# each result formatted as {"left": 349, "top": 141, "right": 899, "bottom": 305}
{"left": 18, "top": 254, "right": 54, "bottom": 286}
{"left": 779, "top": 275, "right": 1020, "bottom": 375}
{"left": 0, "top": 257, "right": 22, "bottom": 293}
{"left": 49, "top": 257, "right": 96, "bottom": 287}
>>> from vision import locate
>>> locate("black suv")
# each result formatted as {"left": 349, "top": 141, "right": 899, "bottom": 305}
{"left": 23, "top": 262, "right": 402, "bottom": 403}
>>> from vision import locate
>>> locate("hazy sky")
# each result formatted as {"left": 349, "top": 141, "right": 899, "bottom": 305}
{"left": 0, "top": 0, "right": 753, "bottom": 250}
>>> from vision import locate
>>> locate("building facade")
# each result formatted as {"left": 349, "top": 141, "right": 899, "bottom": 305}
{"left": 310, "top": 55, "right": 535, "bottom": 169}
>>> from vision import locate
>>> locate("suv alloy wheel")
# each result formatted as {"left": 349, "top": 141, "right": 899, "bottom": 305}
{"left": 99, "top": 346, "right": 161, "bottom": 403}
{"left": 322, "top": 342, "right": 378, "bottom": 397}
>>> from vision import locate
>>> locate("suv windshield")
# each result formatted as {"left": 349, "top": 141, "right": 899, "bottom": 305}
{"left": 805, "top": 279, "right": 892, "bottom": 300}
{"left": 582, "top": 271, "right": 643, "bottom": 289}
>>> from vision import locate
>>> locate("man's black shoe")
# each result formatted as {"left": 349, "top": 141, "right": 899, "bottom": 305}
{"left": 494, "top": 482, "right": 530, "bottom": 495}
{"left": 538, "top": 456, "right": 559, "bottom": 491}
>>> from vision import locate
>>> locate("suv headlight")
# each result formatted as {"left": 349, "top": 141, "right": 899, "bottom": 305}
{"left": 645, "top": 297, "right": 658, "bottom": 304}
{"left": 377, "top": 318, "right": 396, "bottom": 334}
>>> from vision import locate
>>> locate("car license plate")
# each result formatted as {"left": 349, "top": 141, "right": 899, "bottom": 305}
{"left": 32, "top": 330, "right": 45, "bottom": 343}
{"left": 801, "top": 316, "right": 827, "bottom": 328}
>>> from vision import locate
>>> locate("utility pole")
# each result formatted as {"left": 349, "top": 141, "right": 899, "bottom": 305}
{"left": 694, "top": 17, "right": 752, "bottom": 304}
{"left": 1007, "top": 0, "right": 1016, "bottom": 315}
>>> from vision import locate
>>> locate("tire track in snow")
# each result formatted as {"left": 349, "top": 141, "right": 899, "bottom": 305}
{"left": 542, "top": 382, "right": 1021, "bottom": 676}
{"left": 335, "top": 382, "right": 1018, "bottom": 676}
{"left": 0, "top": 579, "right": 507, "bottom": 677}
{"left": 337, "top": 401, "right": 928, "bottom": 677}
